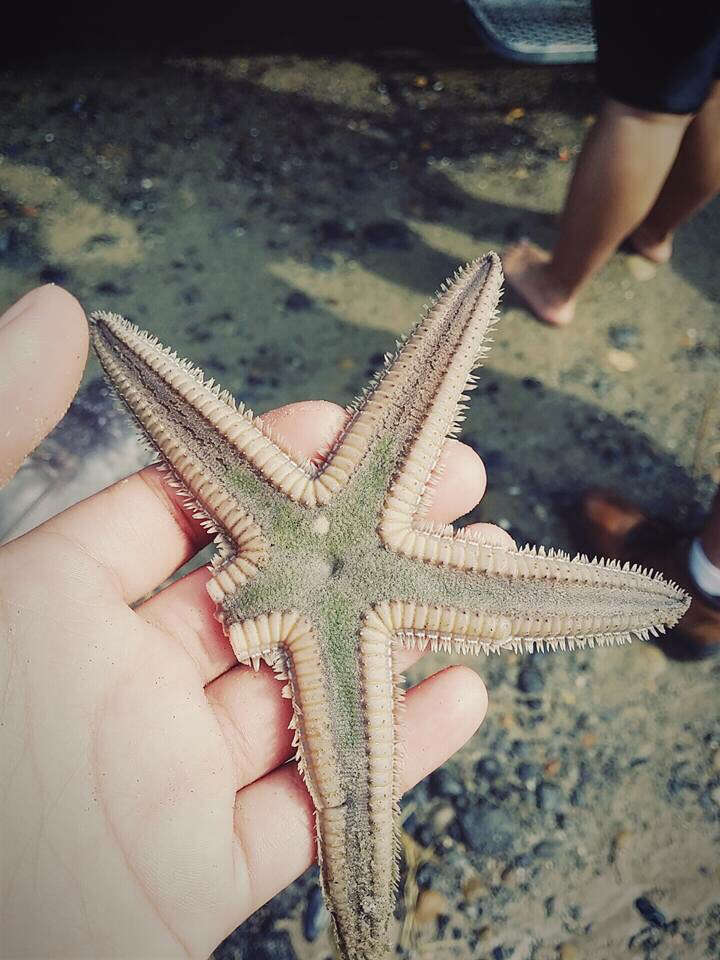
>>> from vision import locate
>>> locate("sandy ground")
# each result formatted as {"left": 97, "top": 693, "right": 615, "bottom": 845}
{"left": 1, "top": 42, "right": 719, "bottom": 960}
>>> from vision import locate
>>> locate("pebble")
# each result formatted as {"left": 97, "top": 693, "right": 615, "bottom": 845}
{"left": 544, "top": 758, "right": 561, "bottom": 778}
{"left": 476, "top": 756, "right": 503, "bottom": 780}
{"left": 462, "top": 875, "right": 489, "bottom": 900}
{"left": 634, "top": 895, "right": 667, "bottom": 929}
{"left": 711, "top": 749, "right": 720, "bottom": 773}
{"left": 518, "top": 665, "right": 544, "bottom": 694}
{"left": 634, "top": 642, "right": 668, "bottom": 680}
{"left": 429, "top": 767, "right": 464, "bottom": 799}
{"left": 415, "top": 861, "right": 440, "bottom": 890}
{"left": 39, "top": 264, "right": 68, "bottom": 284}
{"left": 303, "top": 885, "right": 329, "bottom": 941}
{"left": 558, "top": 943, "right": 581, "bottom": 960}
{"left": 318, "top": 218, "right": 354, "bottom": 242}
{"left": 414, "top": 889, "right": 449, "bottom": 926}
{"left": 626, "top": 255, "right": 657, "bottom": 281}
{"left": 458, "top": 804, "right": 514, "bottom": 856}
{"left": 536, "top": 781, "right": 563, "bottom": 812}
{"left": 517, "top": 761, "right": 540, "bottom": 783}
{"left": 254, "top": 931, "right": 296, "bottom": 960}
{"left": 285, "top": 290, "right": 313, "bottom": 311}
{"left": 607, "top": 323, "right": 640, "bottom": 349}
{"left": 432, "top": 802, "right": 456, "bottom": 832}
{"left": 362, "top": 220, "right": 412, "bottom": 250}
{"left": 533, "top": 839, "right": 561, "bottom": 859}
{"left": 310, "top": 252, "right": 334, "bottom": 271}
{"left": 606, "top": 348, "right": 637, "bottom": 372}
{"left": 611, "top": 828, "right": 633, "bottom": 862}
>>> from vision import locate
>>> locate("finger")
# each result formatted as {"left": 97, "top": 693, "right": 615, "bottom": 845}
{"left": 425, "top": 439, "right": 486, "bottom": 524}
{"left": 232, "top": 664, "right": 487, "bottom": 915}
{"left": 463, "top": 521, "right": 517, "bottom": 550}
{"left": 36, "top": 401, "right": 347, "bottom": 604}
{"left": 207, "top": 644, "right": 481, "bottom": 790}
{"left": 259, "top": 400, "right": 348, "bottom": 466}
{"left": 0, "top": 285, "right": 88, "bottom": 487}
{"left": 263, "top": 402, "right": 487, "bottom": 524}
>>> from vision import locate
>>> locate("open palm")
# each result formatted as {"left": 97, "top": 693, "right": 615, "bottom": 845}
{"left": 0, "top": 286, "right": 505, "bottom": 958}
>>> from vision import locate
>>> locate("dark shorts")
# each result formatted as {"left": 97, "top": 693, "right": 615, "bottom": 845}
{"left": 592, "top": 1, "right": 720, "bottom": 114}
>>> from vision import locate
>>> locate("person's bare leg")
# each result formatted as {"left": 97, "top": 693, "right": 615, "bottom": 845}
{"left": 505, "top": 98, "right": 690, "bottom": 326}
{"left": 630, "top": 80, "right": 720, "bottom": 263}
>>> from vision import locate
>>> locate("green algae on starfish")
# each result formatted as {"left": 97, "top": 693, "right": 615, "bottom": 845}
{"left": 89, "top": 252, "right": 689, "bottom": 960}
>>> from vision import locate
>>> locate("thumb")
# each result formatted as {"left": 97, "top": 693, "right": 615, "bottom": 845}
{"left": 0, "top": 285, "right": 88, "bottom": 488}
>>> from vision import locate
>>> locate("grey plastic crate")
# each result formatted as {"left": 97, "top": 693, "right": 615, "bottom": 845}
{"left": 465, "top": 0, "right": 597, "bottom": 64}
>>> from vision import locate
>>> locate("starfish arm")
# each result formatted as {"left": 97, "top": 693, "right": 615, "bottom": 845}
{"left": 377, "top": 549, "right": 689, "bottom": 655}
{"left": 228, "top": 607, "right": 402, "bottom": 960}
{"left": 89, "top": 311, "right": 323, "bottom": 517}
{"left": 309, "top": 253, "right": 503, "bottom": 508}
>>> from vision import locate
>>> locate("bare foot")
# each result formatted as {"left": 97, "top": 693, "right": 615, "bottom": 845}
{"left": 503, "top": 241, "right": 576, "bottom": 327}
{"left": 627, "top": 225, "right": 674, "bottom": 264}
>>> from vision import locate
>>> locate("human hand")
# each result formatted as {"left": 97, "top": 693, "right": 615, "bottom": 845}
{"left": 0, "top": 285, "right": 509, "bottom": 958}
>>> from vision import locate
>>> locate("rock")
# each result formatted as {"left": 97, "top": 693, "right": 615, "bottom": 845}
{"left": 536, "top": 781, "right": 563, "bottom": 812}
{"left": 459, "top": 804, "right": 514, "bottom": 856}
{"left": 634, "top": 896, "right": 667, "bottom": 929}
{"left": 544, "top": 758, "right": 561, "bottom": 778}
{"left": 310, "top": 252, "right": 334, "bottom": 271}
{"left": 517, "top": 761, "right": 540, "bottom": 784}
{"left": 606, "top": 348, "right": 637, "bottom": 372}
{"left": 558, "top": 943, "right": 581, "bottom": 960}
{"left": 518, "top": 665, "right": 544, "bottom": 694}
{"left": 432, "top": 802, "right": 456, "bottom": 832}
{"left": 634, "top": 642, "right": 668, "bottom": 681}
{"left": 492, "top": 946, "right": 513, "bottom": 960}
{"left": 414, "top": 889, "right": 449, "bottom": 927}
{"left": 626, "top": 255, "right": 657, "bottom": 281}
{"left": 476, "top": 755, "right": 503, "bottom": 780}
{"left": 510, "top": 739, "right": 531, "bottom": 759}
{"left": 95, "top": 280, "right": 121, "bottom": 295}
{"left": 318, "top": 219, "right": 354, "bottom": 243}
{"left": 254, "top": 931, "right": 296, "bottom": 959}
{"left": 0, "top": 227, "right": 16, "bottom": 255}
{"left": 610, "top": 828, "right": 633, "bottom": 862}
{"left": 462, "top": 875, "right": 489, "bottom": 900}
{"left": 607, "top": 323, "right": 640, "bottom": 349}
{"left": 39, "top": 264, "right": 68, "bottom": 284}
{"left": 533, "top": 839, "right": 561, "bottom": 859}
{"left": 285, "top": 290, "right": 313, "bottom": 311}
{"left": 415, "top": 861, "right": 439, "bottom": 889}
{"left": 429, "top": 767, "right": 464, "bottom": 799}
{"left": 362, "top": 220, "right": 412, "bottom": 250}
{"left": 710, "top": 785, "right": 720, "bottom": 806}
{"left": 711, "top": 749, "right": 720, "bottom": 773}
{"left": 303, "top": 885, "right": 329, "bottom": 941}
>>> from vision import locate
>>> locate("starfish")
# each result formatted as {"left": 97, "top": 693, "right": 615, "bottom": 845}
{"left": 89, "top": 252, "right": 688, "bottom": 960}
